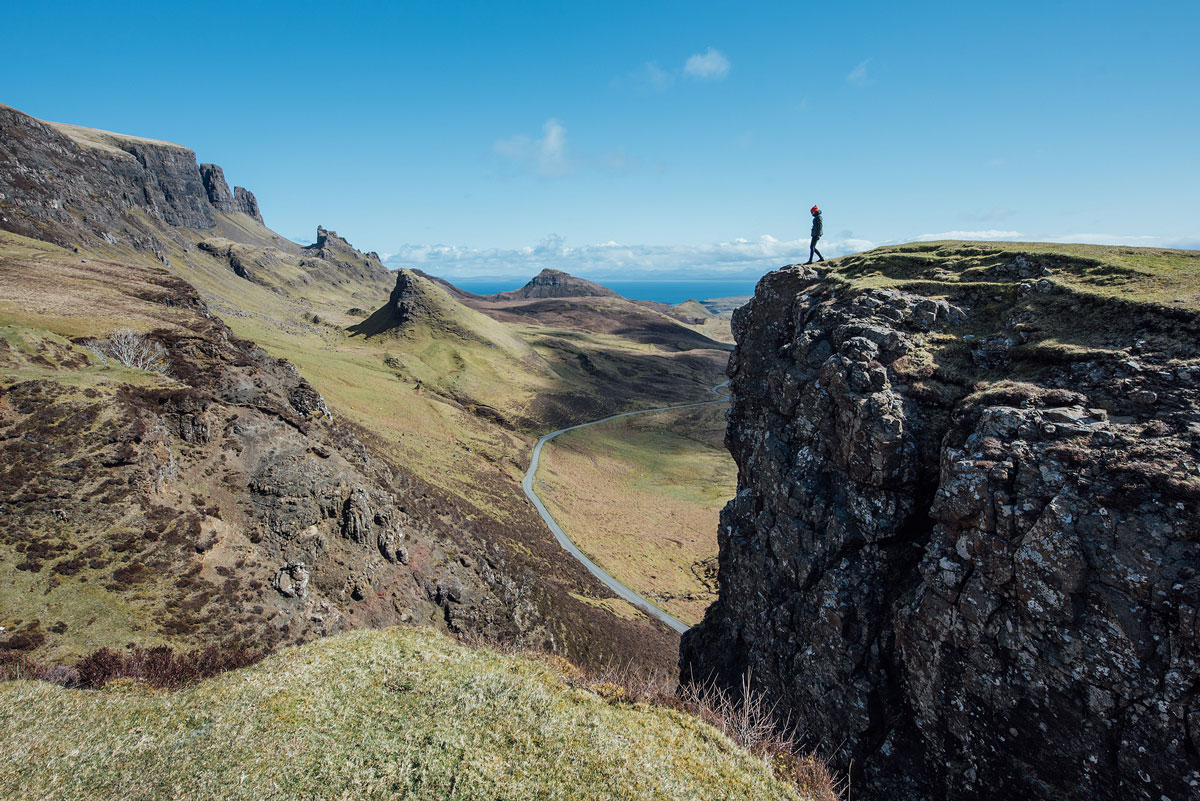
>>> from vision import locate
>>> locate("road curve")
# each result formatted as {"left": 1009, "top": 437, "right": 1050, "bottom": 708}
{"left": 521, "top": 381, "right": 731, "bottom": 634}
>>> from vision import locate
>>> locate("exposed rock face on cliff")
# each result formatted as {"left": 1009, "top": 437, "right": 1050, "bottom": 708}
{"left": 0, "top": 104, "right": 262, "bottom": 250}
{"left": 302, "top": 225, "right": 391, "bottom": 287}
{"left": 681, "top": 243, "right": 1200, "bottom": 800}
{"left": 199, "top": 163, "right": 237, "bottom": 213}
{"left": 497, "top": 268, "right": 620, "bottom": 300}
{"left": 234, "top": 186, "right": 263, "bottom": 223}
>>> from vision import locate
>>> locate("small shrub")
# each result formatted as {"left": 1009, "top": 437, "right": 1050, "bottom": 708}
{"left": 110, "top": 563, "right": 151, "bottom": 586}
{"left": 678, "top": 672, "right": 841, "bottom": 801}
{"left": 74, "top": 644, "right": 264, "bottom": 689}
{"left": 0, "top": 650, "right": 44, "bottom": 680}
{"left": 85, "top": 328, "right": 169, "bottom": 374}
{"left": 0, "top": 630, "right": 46, "bottom": 652}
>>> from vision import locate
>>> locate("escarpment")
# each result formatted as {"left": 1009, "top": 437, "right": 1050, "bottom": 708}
{"left": 681, "top": 243, "right": 1200, "bottom": 801}
{"left": 0, "top": 104, "right": 263, "bottom": 250}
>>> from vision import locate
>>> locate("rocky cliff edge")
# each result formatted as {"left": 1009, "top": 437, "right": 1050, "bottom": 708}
{"left": 681, "top": 242, "right": 1200, "bottom": 800}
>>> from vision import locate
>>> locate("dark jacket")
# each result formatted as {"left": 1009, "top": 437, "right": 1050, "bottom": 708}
{"left": 811, "top": 211, "right": 823, "bottom": 239}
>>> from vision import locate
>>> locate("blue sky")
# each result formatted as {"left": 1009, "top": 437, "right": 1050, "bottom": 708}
{"left": 6, "top": 1, "right": 1199, "bottom": 278}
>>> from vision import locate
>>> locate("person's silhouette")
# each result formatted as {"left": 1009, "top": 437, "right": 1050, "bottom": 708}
{"left": 805, "top": 205, "right": 824, "bottom": 264}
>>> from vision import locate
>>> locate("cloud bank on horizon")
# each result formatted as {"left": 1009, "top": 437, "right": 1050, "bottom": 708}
{"left": 384, "top": 230, "right": 1200, "bottom": 281}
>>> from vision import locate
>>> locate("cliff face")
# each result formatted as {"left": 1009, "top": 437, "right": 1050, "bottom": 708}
{"left": 681, "top": 244, "right": 1200, "bottom": 800}
{"left": 0, "top": 104, "right": 262, "bottom": 250}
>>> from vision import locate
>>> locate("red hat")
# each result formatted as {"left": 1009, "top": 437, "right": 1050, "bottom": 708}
{"left": 811, "top": 205, "right": 820, "bottom": 214}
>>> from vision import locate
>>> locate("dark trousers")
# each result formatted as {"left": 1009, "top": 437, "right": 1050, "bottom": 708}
{"left": 808, "top": 236, "right": 823, "bottom": 263}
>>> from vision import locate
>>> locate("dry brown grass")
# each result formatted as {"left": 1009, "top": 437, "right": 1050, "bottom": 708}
{"left": 678, "top": 672, "right": 842, "bottom": 801}
{"left": 456, "top": 629, "right": 841, "bottom": 800}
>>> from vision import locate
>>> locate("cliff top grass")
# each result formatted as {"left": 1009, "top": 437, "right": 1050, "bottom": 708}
{"left": 779, "top": 240, "right": 1200, "bottom": 405}
{"left": 42, "top": 118, "right": 192, "bottom": 157}
{"left": 828, "top": 240, "right": 1200, "bottom": 310}
{"left": 0, "top": 626, "right": 809, "bottom": 801}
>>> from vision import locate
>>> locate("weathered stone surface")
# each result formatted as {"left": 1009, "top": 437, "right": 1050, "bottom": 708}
{"left": 233, "top": 186, "right": 263, "bottom": 223}
{"left": 681, "top": 263, "right": 1200, "bottom": 800}
{"left": 300, "top": 226, "right": 391, "bottom": 287}
{"left": 200, "top": 163, "right": 237, "bottom": 212}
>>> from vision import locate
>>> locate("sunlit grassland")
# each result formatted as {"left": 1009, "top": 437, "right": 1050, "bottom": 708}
{"left": 0, "top": 627, "right": 805, "bottom": 801}
{"left": 833, "top": 240, "right": 1200, "bottom": 309}
{"left": 536, "top": 404, "right": 734, "bottom": 625}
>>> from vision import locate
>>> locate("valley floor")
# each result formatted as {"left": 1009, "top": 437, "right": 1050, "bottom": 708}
{"left": 535, "top": 401, "right": 734, "bottom": 626}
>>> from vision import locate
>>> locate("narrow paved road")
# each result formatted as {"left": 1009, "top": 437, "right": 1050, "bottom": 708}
{"left": 521, "top": 381, "right": 730, "bottom": 634}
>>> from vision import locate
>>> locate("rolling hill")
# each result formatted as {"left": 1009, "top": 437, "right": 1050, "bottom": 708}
{"left": 0, "top": 101, "right": 733, "bottom": 674}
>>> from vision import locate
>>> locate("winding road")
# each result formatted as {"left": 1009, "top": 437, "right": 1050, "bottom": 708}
{"left": 521, "top": 381, "right": 731, "bottom": 634}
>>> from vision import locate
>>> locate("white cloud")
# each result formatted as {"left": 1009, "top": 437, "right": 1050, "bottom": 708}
{"left": 1042, "top": 233, "right": 1200, "bottom": 249}
{"left": 639, "top": 61, "right": 674, "bottom": 91}
{"left": 384, "top": 230, "right": 1200, "bottom": 284}
{"left": 914, "top": 230, "right": 1023, "bottom": 241}
{"left": 846, "top": 59, "right": 872, "bottom": 87}
{"left": 537, "top": 119, "right": 569, "bottom": 176}
{"left": 384, "top": 233, "right": 873, "bottom": 280}
{"left": 683, "top": 48, "right": 731, "bottom": 80}
{"left": 493, "top": 119, "right": 571, "bottom": 177}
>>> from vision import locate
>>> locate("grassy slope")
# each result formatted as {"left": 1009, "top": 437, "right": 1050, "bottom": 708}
{"left": 536, "top": 404, "right": 735, "bottom": 625}
{"left": 164, "top": 230, "right": 727, "bottom": 515}
{"left": 0, "top": 627, "right": 803, "bottom": 801}
{"left": 0, "top": 222, "right": 726, "bottom": 666}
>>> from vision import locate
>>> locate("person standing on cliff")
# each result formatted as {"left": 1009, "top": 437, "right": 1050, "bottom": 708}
{"left": 805, "top": 205, "right": 825, "bottom": 264}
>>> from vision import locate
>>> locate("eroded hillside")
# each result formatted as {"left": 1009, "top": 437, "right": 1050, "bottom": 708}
{"left": 0, "top": 102, "right": 731, "bottom": 671}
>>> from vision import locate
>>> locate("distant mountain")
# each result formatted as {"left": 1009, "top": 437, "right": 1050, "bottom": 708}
{"left": 672, "top": 299, "right": 711, "bottom": 320}
{"left": 495, "top": 268, "right": 621, "bottom": 300}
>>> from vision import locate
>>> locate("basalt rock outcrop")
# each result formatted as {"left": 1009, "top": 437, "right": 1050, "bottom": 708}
{"left": 234, "top": 186, "right": 263, "bottom": 223}
{"left": 682, "top": 244, "right": 1200, "bottom": 800}
{"left": 200, "top": 163, "right": 237, "bottom": 213}
{"left": 301, "top": 225, "right": 391, "bottom": 287}
{"left": 0, "top": 103, "right": 262, "bottom": 250}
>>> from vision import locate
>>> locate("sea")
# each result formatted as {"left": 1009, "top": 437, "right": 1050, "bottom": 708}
{"left": 450, "top": 278, "right": 760, "bottom": 305}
